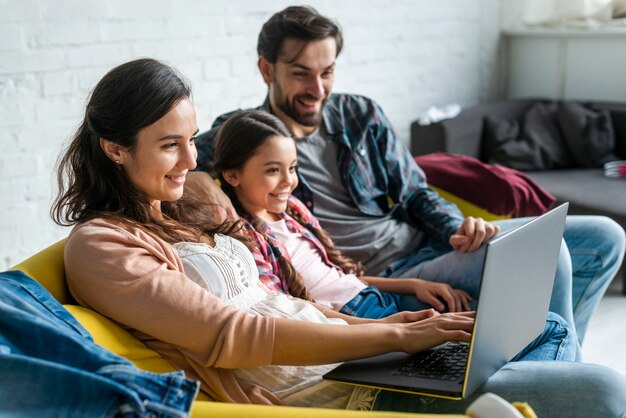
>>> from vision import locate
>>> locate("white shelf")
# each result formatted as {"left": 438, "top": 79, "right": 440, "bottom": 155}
{"left": 504, "top": 28, "right": 626, "bottom": 101}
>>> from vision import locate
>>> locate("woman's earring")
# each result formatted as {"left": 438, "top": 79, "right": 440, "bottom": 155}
{"left": 114, "top": 160, "right": 122, "bottom": 165}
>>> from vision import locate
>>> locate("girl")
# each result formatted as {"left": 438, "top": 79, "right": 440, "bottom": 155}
{"left": 213, "top": 110, "right": 472, "bottom": 318}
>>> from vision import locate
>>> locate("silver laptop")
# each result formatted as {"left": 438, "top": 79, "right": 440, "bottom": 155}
{"left": 323, "top": 203, "right": 569, "bottom": 400}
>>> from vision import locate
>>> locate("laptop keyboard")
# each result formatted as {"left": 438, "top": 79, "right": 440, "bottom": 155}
{"left": 392, "top": 341, "right": 469, "bottom": 381}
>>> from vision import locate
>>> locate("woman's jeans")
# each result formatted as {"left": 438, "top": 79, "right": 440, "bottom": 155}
{"left": 381, "top": 215, "right": 626, "bottom": 357}
{"left": 0, "top": 270, "right": 199, "bottom": 418}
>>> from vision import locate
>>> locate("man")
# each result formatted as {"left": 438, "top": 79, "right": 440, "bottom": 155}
{"left": 191, "top": 6, "right": 625, "bottom": 351}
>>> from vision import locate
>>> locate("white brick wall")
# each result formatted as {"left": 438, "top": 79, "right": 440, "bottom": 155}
{"left": 0, "top": 0, "right": 502, "bottom": 270}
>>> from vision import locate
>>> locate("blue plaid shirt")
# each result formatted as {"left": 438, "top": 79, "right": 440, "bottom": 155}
{"left": 196, "top": 93, "right": 464, "bottom": 249}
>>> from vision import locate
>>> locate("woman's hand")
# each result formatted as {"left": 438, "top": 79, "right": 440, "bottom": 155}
{"left": 184, "top": 171, "right": 238, "bottom": 222}
{"left": 449, "top": 216, "right": 500, "bottom": 253}
{"left": 411, "top": 279, "right": 473, "bottom": 312}
{"left": 396, "top": 311, "right": 475, "bottom": 354}
{"left": 379, "top": 308, "right": 440, "bottom": 324}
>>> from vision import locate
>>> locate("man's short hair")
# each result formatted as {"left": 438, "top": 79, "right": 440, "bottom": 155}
{"left": 257, "top": 5, "right": 343, "bottom": 63}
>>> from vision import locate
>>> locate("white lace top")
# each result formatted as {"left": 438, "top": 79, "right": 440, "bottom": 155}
{"left": 174, "top": 234, "right": 376, "bottom": 409}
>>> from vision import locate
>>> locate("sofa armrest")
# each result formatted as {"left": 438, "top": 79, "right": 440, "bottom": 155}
{"left": 191, "top": 401, "right": 467, "bottom": 418}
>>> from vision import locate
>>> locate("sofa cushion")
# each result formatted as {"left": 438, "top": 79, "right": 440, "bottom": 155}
{"left": 556, "top": 102, "right": 617, "bottom": 167}
{"left": 483, "top": 102, "right": 574, "bottom": 170}
{"left": 609, "top": 110, "right": 626, "bottom": 159}
{"left": 63, "top": 304, "right": 177, "bottom": 374}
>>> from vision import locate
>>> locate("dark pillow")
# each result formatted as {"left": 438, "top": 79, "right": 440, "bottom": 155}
{"left": 609, "top": 110, "right": 626, "bottom": 159}
{"left": 483, "top": 102, "right": 573, "bottom": 170}
{"left": 556, "top": 101, "right": 617, "bottom": 167}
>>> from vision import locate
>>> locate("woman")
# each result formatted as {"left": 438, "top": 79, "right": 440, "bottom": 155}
{"left": 53, "top": 58, "right": 626, "bottom": 417}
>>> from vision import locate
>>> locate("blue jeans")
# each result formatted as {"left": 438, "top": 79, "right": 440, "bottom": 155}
{"left": 341, "top": 287, "right": 577, "bottom": 362}
{"left": 0, "top": 270, "right": 199, "bottom": 418}
{"left": 381, "top": 215, "right": 626, "bottom": 357}
{"left": 372, "top": 361, "right": 626, "bottom": 418}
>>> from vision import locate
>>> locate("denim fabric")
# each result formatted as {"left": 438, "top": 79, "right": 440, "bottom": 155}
{"left": 339, "top": 286, "right": 401, "bottom": 319}
{"left": 0, "top": 270, "right": 199, "bottom": 418}
{"left": 380, "top": 215, "right": 626, "bottom": 360}
{"left": 372, "top": 361, "right": 626, "bottom": 418}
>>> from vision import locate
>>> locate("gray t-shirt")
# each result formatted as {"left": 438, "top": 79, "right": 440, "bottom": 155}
{"left": 295, "top": 128, "right": 424, "bottom": 275}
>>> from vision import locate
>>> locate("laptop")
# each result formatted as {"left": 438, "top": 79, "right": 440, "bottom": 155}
{"left": 323, "top": 203, "right": 569, "bottom": 400}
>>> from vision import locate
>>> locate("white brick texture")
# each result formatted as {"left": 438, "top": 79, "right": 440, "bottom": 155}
{"left": 0, "top": 0, "right": 502, "bottom": 270}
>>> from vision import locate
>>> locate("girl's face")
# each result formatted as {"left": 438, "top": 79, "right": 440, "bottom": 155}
{"left": 106, "top": 98, "right": 199, "bottom": 213}
{"left": 224, "top": 135, "right": 298, "bottom": 222}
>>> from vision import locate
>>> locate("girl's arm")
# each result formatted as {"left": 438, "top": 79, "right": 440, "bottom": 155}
{"left": 361, "top": 276, "right": 473, "bottom": 312}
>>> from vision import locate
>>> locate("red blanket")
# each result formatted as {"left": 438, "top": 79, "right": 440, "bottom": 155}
{"left": 415, "top": 153, "right": 556, "bottom": 217}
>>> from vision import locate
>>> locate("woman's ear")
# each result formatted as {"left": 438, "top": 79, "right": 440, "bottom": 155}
{"left": 221, "top": 169, "right": 240, "bottom": 187}
{"left": 99, "top": 138, "right": 125, "bottom": 165}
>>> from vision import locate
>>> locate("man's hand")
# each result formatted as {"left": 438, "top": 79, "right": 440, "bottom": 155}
{"left": 185, "top": 171, "right": 238, "bottom": 222}
{"left": 449, "top": 216, "right": 500, "bottom": 253}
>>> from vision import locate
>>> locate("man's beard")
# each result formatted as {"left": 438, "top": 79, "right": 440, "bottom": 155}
{"left": 273, "top": 80, "right": 326, "bottom": 129}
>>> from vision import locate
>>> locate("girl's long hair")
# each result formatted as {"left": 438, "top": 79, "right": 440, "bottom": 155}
{"left": 52, "top": 58, "right": 239, "bottom": 242}
{"left": 212, "top": 110, "right": 363, "bottom": 301}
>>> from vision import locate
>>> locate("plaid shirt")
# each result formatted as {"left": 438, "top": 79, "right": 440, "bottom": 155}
{"left": 242, "top": 195, "right": 339, "bottom": 294}
{"left": 196, "top": 93, "right": 464, "bottom": 251}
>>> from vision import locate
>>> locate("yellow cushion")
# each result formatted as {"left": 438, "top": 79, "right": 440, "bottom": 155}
{"left": 10, "top": 238, "right": 70, "bottom": 303}
{"left": 430, "top": 186, "right": 511, "bottom": 222}
{"left": 63, "top": 305, "right": 175, "bottom": 373}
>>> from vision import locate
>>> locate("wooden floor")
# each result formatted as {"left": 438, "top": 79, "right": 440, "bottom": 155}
{"left": 583, "top": 277, "right": 626, "bottom": 375}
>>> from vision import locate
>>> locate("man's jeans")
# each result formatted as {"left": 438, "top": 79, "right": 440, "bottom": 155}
{"left": 373, "top": 361, "right": 626, "bottom": 418}
{"left": 0, "top": 270, "right": 199, "bottom": 418}
{"left": 381, "top": 215, "right": 626, "bottom": 358}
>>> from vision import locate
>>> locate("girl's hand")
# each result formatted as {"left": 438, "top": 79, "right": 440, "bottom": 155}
{"left": 412, "top": 279, "right": 473, "bottom": 312}
{"left": 449, "top": 216, "right": 500, "bottom": 253}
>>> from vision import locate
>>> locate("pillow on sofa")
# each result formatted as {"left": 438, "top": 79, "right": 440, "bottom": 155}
{"left": 609, "top": 110, "right": 626, "bottom": 159}
{"left": 556, "top": 101, "right": 617, "bottom": 167}
{"left": 483, "top": 102, "right": 574, "bottom": 170}
{"left": 415, "top": 152, "right": 556, "bottom": 217}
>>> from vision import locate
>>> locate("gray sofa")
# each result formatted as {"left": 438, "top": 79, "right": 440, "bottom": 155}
{"left": 410, "top": 99, "right": 626, "bottom": 293}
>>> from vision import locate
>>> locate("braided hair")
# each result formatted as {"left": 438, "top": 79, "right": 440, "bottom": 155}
{"left": 212, "top": 110, "right": 363, "bottom": 301}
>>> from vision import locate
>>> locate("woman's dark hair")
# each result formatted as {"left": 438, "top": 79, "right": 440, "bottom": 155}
{"left": 257, "top": 5, "right": 343, "bottom": 63}
{"left": 212, "top": 110, "right": 363, "bottom": 301}
{"left": 52, "top": 58, "right": 237, "bottom": 242}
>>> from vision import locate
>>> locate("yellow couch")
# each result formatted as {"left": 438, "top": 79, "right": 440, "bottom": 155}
{"left": 9, "top": 196, "right": 529, "bottom": 418}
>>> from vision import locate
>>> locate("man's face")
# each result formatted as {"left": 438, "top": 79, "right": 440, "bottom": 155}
{"left": 262, "top": 37, "right": 337, "bottom": 137}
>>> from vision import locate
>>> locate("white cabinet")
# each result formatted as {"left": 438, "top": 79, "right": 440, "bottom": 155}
{"left": 504, "top": 29, "right": 626, "bottom": 101}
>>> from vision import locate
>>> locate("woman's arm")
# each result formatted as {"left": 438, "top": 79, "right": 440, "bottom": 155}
{"left": 271, "top": 311, "right": 474, "bottom": 365}
{"left": 361, "top": 276, "right": 472, "bottom": 312}
{"left": 312, "top": 301, "right": 440, "bottom": 325}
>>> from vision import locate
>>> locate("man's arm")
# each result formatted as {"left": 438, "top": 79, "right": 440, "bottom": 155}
{"left": 371, "top": 100, "right": 464, "bottom": 247}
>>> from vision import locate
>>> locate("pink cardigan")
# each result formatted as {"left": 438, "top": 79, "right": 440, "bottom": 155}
{"left": 64, "top": 218, "right": 280, "bottom": 404}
